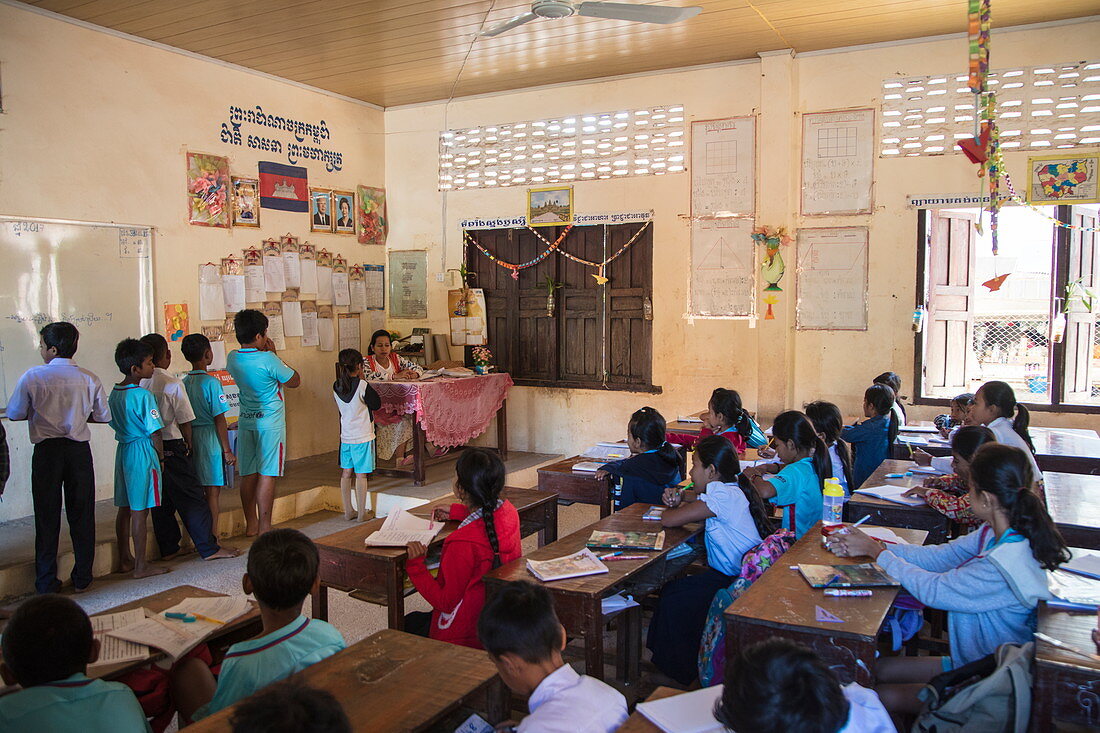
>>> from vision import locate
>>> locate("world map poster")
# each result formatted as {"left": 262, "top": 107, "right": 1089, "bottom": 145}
{"left": 1026, "top": 154, "right": 1099, "bottom": 205}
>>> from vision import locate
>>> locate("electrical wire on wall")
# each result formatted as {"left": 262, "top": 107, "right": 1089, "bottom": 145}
{"left": 439, "top": 1, "right": 498, "bottom": 277}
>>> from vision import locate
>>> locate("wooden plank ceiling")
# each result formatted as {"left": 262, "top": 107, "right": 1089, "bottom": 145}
{"left": 21, "top": 0, "right": 1100, "bottom": 107}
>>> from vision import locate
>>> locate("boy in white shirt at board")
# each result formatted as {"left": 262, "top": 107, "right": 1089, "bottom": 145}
{"left": 477, "top": 581, "right": 627, "bottom": 733}
{"left": 139, "top": 334, "right": 236, "bottom": 561}
{"left": 6, "top": 322, "right": 111, "bottom": 594}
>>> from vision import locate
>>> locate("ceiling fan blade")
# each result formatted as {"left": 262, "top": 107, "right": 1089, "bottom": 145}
{"left": 576, "top": 2, "right": 702, "bottom": 24}
{"left": 480, "top": 12, "right": 539, "bottom": 37}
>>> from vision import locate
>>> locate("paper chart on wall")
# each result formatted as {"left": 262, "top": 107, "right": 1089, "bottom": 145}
{"left": 300, "top": 300, "right": 319, "bottom": 347}
{"left": 795, "top": 226, "right": 869, "bottom": 331}
{"left": 363, "top": 264, "right": 384, "bottom": 310}
{"left": 691, "top": 116, "right": 755, "bottom": 217}
{"left": 263, "top": 301, "right": 286, "bottom": 350}
{"left": 243, "top": 248, "right": 266, "bottom": 303}
{"left": 299, "top": 244, "right": 319, "bottom": 295}
{"left": 317, "top": 305, "right": 335, "bottom": 352}
{"left": 337, "top": 313, "right": 360, "bottom": 352}
{"left": 332, "top": 259, "right": 351, "bottom": 307}
{"left": 281, "top": 238, "right": 301, "bottom": 289}
{"left": 349, "top": 266, "right": 367, "bottom": 313}
{"left": 801, "top": 109, "right": 875, "bottom": 215}
{"left": 687, "top": 218, "right": 756, "bottom": 318}
{"left": 221, "top": 257, "right": 245, "bottom": 313}
{"left": 198, "top": 264, "right": 226, "bottom": 321}
{"left": 262, "top": 240, "right": 286, "bottom": 292}
{"left": 388, "top": 250, "right": 428, "bottom": 320}
{"left": 282, "top": 293, "right": 303, "bottom": 338}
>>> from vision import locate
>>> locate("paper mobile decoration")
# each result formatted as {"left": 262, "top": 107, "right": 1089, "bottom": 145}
{"left": 982, "top": 273, "right": 1009, "bottom": 292}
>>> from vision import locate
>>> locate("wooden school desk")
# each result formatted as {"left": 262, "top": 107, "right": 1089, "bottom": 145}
{"left": 485, "top": 503, "right": 703, "bottom": 681}
{"left": 538, "top": 456, "right": 614, "bottom": 517}
{"left": 896, "top": 424, "right": 1100, "bottom": 475}
{"left": 1030, "top": 601, "right": 1100, "bottom": 733}
{"left": 846, "top": 459, "right": 956, "bottom": 544}
{"left": 724, "top": 521, "right": 928, "bottom": 687}
{"left": 312, "top": 487, "right": 558, "bottom": 628}
{"left": 0, "top": 585, "right": 261, "bottom": 698}
{"left": 615, "top": 686, "right": 684, "bottom": 733}
{"left": 181, "top": 629, "right": 509, "bottom": 733}
{"left": 1045, "top": 471, "right": 1100, "bottom": 551}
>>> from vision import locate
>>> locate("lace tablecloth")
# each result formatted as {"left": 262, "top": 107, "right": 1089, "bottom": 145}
{"left": 370, "top": 373, "right": 513, "bottom": 448}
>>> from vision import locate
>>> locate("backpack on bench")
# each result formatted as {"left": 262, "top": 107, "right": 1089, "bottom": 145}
{"left": 911, "top": 642, "right": 1033, "bottom": 733}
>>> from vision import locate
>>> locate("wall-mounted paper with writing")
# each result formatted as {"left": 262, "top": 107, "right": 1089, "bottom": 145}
{"left": 388, "top": 250, "right": 428, "bottom": 320}
{"left": 317, "top": 249, "right": 335, "bottom": 303}
{"left": 317, "top": 304, "right": 335, "bottom": 352}
{"left": 795, "top": 226, "right": 869, "bottom": 331}
{"left": 243, "top": 247, "right": 266, "bottom": 303}
{"left": 281, "top": 235, "right": 301, "bottom": 289}
{"left": 691, "top": 116, "right": 755, "bottom": 217}
{"left": 198, "top": 264, "right": 226, "bottom": 322}
{"left": 687, "top": 219, "right": 756, "bottom": 318}
{"left": 299, "top": 243, "right": 319, "bottom": 295}
{"left": 300, "top": 300, "right": 319, "bottom": 347}
{"left": 262, "top": 239, "right": 286, "bottom": 292}
{"left": 801, "top": 109, "right": 875, "bottom": 216}
{"left": 221, "top": 257, "right": 245, "bottom": 312}
{"left": 338, "top": 313, "right": 361, "bottom": 352}
{"left": 364, "top": 264, "right": 385, "bottom": 310}
{"left": 281, "top": 290, "right": 303, "bottom": 338}
{"left": 262, "top": 300, "right": 286, "bottom": 351}
{"left": 332, "top": 257, "right": 351, "bottom": 307}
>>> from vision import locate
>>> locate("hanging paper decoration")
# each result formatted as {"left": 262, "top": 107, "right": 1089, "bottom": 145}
{"left": 968, "top": 0, "right": 991, "bottom": 94}
{"left": 999, "top": 172, "right": 1100, "bottom": 233}
{"left": 762, "top": 293, "right": 779, "bottom": 321}
{"left": 534, "top": 221, "right": 652, "bottom": 286}
{"left": 751, "top": 226, "right": 792, "bottom": 292}
{"left": 982, "top": 273, "right": 1009, "bottom": 292}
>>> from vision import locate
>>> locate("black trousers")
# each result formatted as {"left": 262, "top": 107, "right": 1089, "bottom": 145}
{"left": 32, "top": 438, "right": 96, "bottom": 593}
{"left": 151, "top": 439, "right": 219, "bottom": 558}
{"left": 646, "top": 567, "right": 732, "bottom": 685}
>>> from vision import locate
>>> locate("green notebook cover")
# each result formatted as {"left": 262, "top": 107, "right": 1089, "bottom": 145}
{"left": 586, "top": 530, "right": 665, "bottom": 551}
{"left": 797, "top": 563, "right": 899, "bottom": 588}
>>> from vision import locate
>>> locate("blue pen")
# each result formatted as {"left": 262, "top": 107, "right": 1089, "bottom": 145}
{"left": 165, "top": 612, "right": 197, "bottom": 623}
{"left": 823, "top": 573, "right": 844, "bottom": 588}
{"left": 600, "top": 551, "right": 622, "bottom": 560}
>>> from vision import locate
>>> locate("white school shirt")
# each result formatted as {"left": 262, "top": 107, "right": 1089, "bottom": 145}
{"left": 828, "top": 442, "right": 850, "bottom": 492}
{"left": 518, "top": 664, "right": 628, "bottom": 733}
{"left": 140, "top": 367, "right": 196, "bottom": 441}
{"left": 5, "top": 358, "right": 111, "bottom": 443}
{"left": 698, "top": 481, "right": 763, "bottom": 576}
{"left": 891, "top": 401, "right": 906, "bottom": 427}
{"left": 333, "top": 379, "right": 375, "bottom": 444}
{"left": 839, "top": 683, "right": 897, "bottom": 733}
{"left": 987, "top": 416, "right": 1042, "bottom": 479}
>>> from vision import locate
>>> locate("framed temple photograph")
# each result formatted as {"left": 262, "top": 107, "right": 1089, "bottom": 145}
{"left": 231, "top": 176, "right": 260, "bottom": 227}
{"left": 310, "top": 188, "right": 333, "bottom": 232}
{"left": 332, "top": 190, "right": 355, "bottom": 234}
{"left": 527, "top": 185, "right": 573, "bottom": 227}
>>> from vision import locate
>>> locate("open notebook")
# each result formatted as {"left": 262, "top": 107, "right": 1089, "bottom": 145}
{"left": 364, "top": 510, "right": 441, "bottom": 547}
{"left": 853, "top": 484, "right": 926, "bottom": 506}
{"left": 637, "top": 685, "right": 725, "bottom": 733}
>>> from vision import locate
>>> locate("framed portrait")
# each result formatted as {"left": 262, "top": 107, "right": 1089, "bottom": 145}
{"left": 527, "top": 185, "right": 574, "bottom": 227}
{"left": 332, "top": 190, "right": 355, "bottom": 235}
{"left": 309, "top": 188, "right": 333, "bottom": 232}
{"left": 231, "top": 176, "right": 260, "bottom": 227}
{"left": 1026, "top": 154, "right": 1099, "bottom": 205}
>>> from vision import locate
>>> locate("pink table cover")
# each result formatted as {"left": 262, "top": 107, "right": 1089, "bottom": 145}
{"left": 370, "top": 372, "right": 513, "bottom": 448}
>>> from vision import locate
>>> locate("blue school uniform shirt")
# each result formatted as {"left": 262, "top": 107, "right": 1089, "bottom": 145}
{"left": 841, "top": 414, "right": 890, "bottom": 490}
{"left": 600, "top": 450, "right": 681, "bottom": 508}
{"left": 182, "top": 370, "right": 231, "bottom": 427}
{"left": 0, "top": 673, "right": 152, "bottom": 732}
{"left": 764, "top": 456, "right": 822, "bottom": 539}
{"left": 194, "top": 615, "right": 345, "bottom": 719}
{"left": 108, "top": 385, "right": 163, "bottom": 443}
{"left": 225, "top": 348, "right": 295, "bottom": 431}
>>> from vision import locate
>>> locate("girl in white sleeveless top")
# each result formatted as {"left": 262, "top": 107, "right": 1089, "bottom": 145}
{"left": 333, "top": 349, "right": 381, "bottom": 521}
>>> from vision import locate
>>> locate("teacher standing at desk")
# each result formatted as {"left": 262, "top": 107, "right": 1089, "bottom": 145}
{"left": 363, "top": 329, "right": 425, "bottom": 466}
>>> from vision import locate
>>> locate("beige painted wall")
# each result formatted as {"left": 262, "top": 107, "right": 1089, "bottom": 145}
{"left": 384, "top": 19, "right": 1100, "bottom": 459}
{"left": 0, "top": 4, "right": 385, "bottom": 519}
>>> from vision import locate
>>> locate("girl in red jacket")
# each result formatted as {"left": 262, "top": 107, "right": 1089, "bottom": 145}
{"left": 404, "top": 448, "right": 522, "bottom": 648}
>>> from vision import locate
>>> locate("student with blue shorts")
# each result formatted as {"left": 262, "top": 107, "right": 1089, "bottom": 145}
{"left": 226, "top": 310, "right": 300, "bottom": 536}
{"left": 108, "top": 338, "right": 167, "bottom": 580}
{"left": 181, "top": 333, "right": 237, "bottom": 529}
{"left": 332, "top": 348, "right": 380, "bottom": 521}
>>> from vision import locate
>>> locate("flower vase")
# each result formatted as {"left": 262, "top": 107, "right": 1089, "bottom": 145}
{"left": 474, "top": 364, "right": 488, "bottom": 375}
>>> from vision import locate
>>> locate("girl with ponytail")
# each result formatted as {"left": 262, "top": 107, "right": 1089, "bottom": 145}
{"left": 969, "top": 380, "right": 1042, "bottom": 480}
{"left": 742, "top": 411, "right": 831, "bottom": 539}
{"left": 825, "top": 443, "right": 1067, "bottom": 714}
{"left": 841, "top": 384, "right": 899, "bottom": 489}
{"left": 405, "top": 447, "right": 522, "bottom": 649}
{"left": 332, "top": 349, "right": 381, "bottom": 521}
{"left": 804, "top": 401, "right": 855, "bottom": 493}
{"left": 647, "top": 436, "right": 773, "bottom": 684}
{"left": 596, "top": 407, "right": 682, "bottom": 509}
{"left": 667, "top": 388, "right": 769, "bottom": 456}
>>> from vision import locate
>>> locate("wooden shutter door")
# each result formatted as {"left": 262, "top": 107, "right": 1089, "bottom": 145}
{"left": 514, "top": 227, "right": 558, "bottom": 381}
{"left": 925, "top": 211, "right": 976, "bottom": 393}
{"left": 465, "top": 229, "right": 516, "bottom": 374}
{"left": 606, "top": 224, "right": 653, "bottom": 387}
{"left": 559, "top": 225, "right": 604, "bottom": 383}
{"left": 1064, "top": 206, "right": 1098, "bottom": 403}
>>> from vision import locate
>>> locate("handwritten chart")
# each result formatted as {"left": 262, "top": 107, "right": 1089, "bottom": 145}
{"left": 796, "top": 227, "right": 869, "bottom": 331}
{"left": 801, "top": 109, "right": 874, "bottom": 216}
{"left": 688, "top": 218, "right": 756, "bottom": 318}
{"left": 691, "top": 116, "right": 755, "bottom": 217}
{"left": 388, "top": 250, "right": 428, "bottom": 320}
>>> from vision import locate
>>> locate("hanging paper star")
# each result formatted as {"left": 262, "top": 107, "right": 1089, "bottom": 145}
{"left": 958, "top": 122, "right": 991, "bottom": 165}
{"left": 592, "top": 273, "right": 609, "bottom": 285}
{"left": 982, "top": 273, "right": 1009, "bottom": 291}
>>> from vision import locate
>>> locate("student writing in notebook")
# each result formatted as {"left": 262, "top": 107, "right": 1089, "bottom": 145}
{"left": 665, "top": 388, "right": 768, "bottom": 455}
{"left": 169, "top": 529, "right": 345, "bottom": 722}
{"left": 841, "top": 384, "right": 899, "bottom": 490}
{"left": 0, "top": 595, "right": 151, "bottom": 732}
{"left": 826, "top": 443, "right": 1068, "bottom": 715}
{"left": 477, "top": 580, "right": 628, "bottom": 733}
{"left": 902, "top": 425, "right": 996, "bottom": 527}
{"left": 404, "top": 448, "right": 522, "bottom": 648}
{"left": 595, "top": 406, "right": 681, "bottom": 510}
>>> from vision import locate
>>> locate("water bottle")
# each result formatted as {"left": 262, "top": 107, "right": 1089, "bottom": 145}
{"left": 821, "top": 478, "right": 847, "bottom": 545}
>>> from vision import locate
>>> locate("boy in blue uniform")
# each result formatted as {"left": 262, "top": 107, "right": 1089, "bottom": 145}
{"left": 170, "top": 529, "right": 345, "bottom": 723}
{"left": 0, "top": 594, "right": 151, "bottom": 732}
{"left": 109, "top": 338, "right": 167, "bottom": 579}
{"left": 181, "top": 333, "right": 237, "bottom": 528}
{"left": 226, "top": 309, "right": 300, "bottom": 536}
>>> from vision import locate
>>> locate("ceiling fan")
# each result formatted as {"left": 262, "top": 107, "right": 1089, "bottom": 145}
{"left": 480, "top": 0, "right": 702, "bottom": 37}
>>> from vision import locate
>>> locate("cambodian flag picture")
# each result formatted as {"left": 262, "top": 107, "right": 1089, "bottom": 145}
{"left": 258, "top": 161, "right": 309, "bottom": 212}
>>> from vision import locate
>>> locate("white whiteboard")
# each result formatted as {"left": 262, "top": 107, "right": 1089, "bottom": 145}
{"left": 688, "top": 218, "right": 756, "bottom": 318}
{"left": 691, "top": 116, "right": 755, "bottom": 217}
{"left": 801, "top": 109, "right": 875, "bottom": 216}
{"left": 796, "top": 227, "right": 868, "bottom": 331}
{"left": 0, "top": 217, "right": 155, "bottom": 518}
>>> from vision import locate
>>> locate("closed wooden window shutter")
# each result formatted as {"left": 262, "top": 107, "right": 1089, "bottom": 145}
{"left": 606, "top": 224, "right": 653, "bottom": 387}
{"left": 473, "top": 229, "right": 518, "bottom": 375}
{"left": 559, "top": 224, "right": 603, "bottom": 383}
{"left": 924, "top": 211, "right": 976, "bottom": 393}
{"left": 1063, "top": 206, "right": 1098, "bottom": 403}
